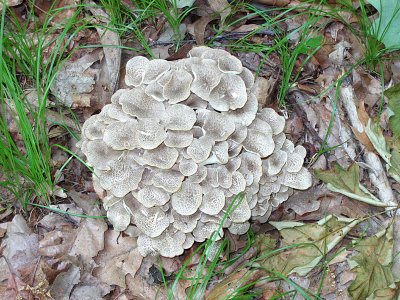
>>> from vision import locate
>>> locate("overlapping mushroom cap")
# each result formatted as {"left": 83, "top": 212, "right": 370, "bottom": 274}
{"left": 79, "top": 46, "right": 312, "bottom": 258}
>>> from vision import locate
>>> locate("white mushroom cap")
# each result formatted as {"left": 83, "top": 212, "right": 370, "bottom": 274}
{"left": 239, "top": 153, "right": 263, "bottom": 185}
{"left": 266, "top": 150, "right": 288, "bottom": 176}
{"left": 125, "top": 56, "right": 149, "bottom": 87}
{"left": 144, "top": 80, "right": 165, "bottom": 102}
{"left": 110, "top": 88, "right": 129, "bottom": 104}
{"left": 142, "top": 144, "right": 179, "bottom": 169}
{"left": 164, "top": 130, "right": 193, "bottom": 148}
{"left": 100, "top": 104, "right": 133, "bottom": 123}
{"left": 153, "top": 229, "right": 187, "bottom": 257}
{"left": 190, "top": 59, "right": 221, "bottom": 100}
{"left": 285, "top": 145, "right": 307, "bottom": 173}
{"left": 188, "top": 165, "right": 208, "bottom": 183}
{"left": 187, "top": 136, "right": 214, "bottom": 163}
{"left": 229, "top": 171, "right": 246, "bottom": 195}
{"left": 134, "top": 206, "right": 170, "bottom": 238}
{"left": 208, "top": 73, "right": 247, "bottom": 111}
{"left": 137, "top": 186, "right": 169, "bottom": 208}
{"left": 152, "top": 169, "right": 184, "bottom": 193}
{"left": 164, "top": 69, "right": 193, "bottom": 104}
{"left": 137, "top": 119, "right": 167, "bottom": 150}
{"left": 223, "top": 93, "right": 258, "bottom": 127}
{"left": 273, "top": 132, "right": 286, "bottom": 152}
{"left": 137, "top": 234, "right": 156, "bottom": 257}
{"left": 171, "top": 181, "right": 202, "bottom": 216}
{"left": 226, "top": 196, "right": 251, "bottom": 223}
{"left": 242, "top": 128, "right": 275, "bottom": 158}
{"left": 217, "top": 55, "right": 243, "bottom": 74}
{"left": 164, "top": 104, "right": 196, "bottom": 130}
{"left": 119, "top": 87, "right": 166, "bottom": 119}
{"left": 283, "top": 167, "right": 312, "bottom": 190}
{"left": 96, "top": 159, "right": 145, "bottom": 198}
{"left": 199, "top": 189, "right": 225, "bottom": 215}
{"left": 106, "top": 198, "right": 131, "bottom": 231}
{"left": 103, "top": 119, "right": 138, "bottom": 150}
{"left": 258, "top": 108, "right": 286, "bottom": 135}
{"left": 172, "top": 210, "right": 200, "bottom": 233}
{"left": 193, "top": 221, "right": 223, "bottom": 242}
{"left": 225, "top": 156, "right": 242, "bottom": 173}
{"left": 184, "top": 94, "right": 209, "bottom": 109}
{"left": 182, "top": 233, "right": 195, "bottom": 249}
{"left": 201, "top": 48, "right": 230, "bottom": 60}
{"left": 84, "top": 140, "right": 120, "bottom": 170}
{"left": 203, "top": 111, "right": 235, "bottom": 142}
{"left": 143, "top": 59, "right": 171, "bottom": 84}
{"left": 228, "top": 222, "right": 250, "bottom": 235}
{"left": 201, "top": 141, "right": 229, "bottom": 165}
{"left": 81, "top": 114, "right": 107, "bottom": 140}
{"left": 271, "top": 189, "right": 292, "bottom": 208}
{"left": 239, "top": 67, "right": 255, "bottom": 89}
{"left": 188, "top": 46, "right": 212, "bottom": 57}
{"left": 179, "top": 158, "right": 198, "bottom": 176}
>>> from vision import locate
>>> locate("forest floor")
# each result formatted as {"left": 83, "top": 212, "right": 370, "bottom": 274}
{"left": 0, "top": 0, "right": 400, "bottom": 299}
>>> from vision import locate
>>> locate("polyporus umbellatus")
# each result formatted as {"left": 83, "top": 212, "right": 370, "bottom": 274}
{"left": 79, "top": 46, "right": 312, "bottom": 257}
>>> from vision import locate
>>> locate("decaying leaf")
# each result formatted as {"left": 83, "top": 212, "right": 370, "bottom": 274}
{"left": 194, "top": 0, "right": 231, "bottom": 26}
{"left": 93, "top": 230, "right": 143, "bottom": 288}
{"left": 259, "top": 215, "right": 361, "bottom": 276}
{"left": 50, "top": 264, "right": 80, "bottom": 300}
{"left": 314, "top": 163, "right": 387, "bottom": 207}
{"left": 365, "top": 119, "right": 391, "bottom": 164}
{"left": 350, "top": 101, "right": 375, "bottom": 152}
{"left": 348, "top": 223, "right": 399, "bottom": 300}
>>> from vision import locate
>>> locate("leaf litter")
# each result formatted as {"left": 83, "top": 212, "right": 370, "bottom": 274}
{"left": 1, "top": 0, "right": 400, "bottom": 299}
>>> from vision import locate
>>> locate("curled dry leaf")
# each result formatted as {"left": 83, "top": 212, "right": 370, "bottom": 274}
{"left": 93, "top": 230, "right": 142, "bottom": 288}
{"left": 49, "top": 264, "right": 80, "bottom": 300}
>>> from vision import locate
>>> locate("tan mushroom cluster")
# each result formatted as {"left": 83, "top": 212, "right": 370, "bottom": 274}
{"left": 79, "top": 46, "right": 312, "bottom": 257}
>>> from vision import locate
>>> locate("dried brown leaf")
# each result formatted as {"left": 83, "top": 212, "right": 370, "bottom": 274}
{"left": 94, "top": 231, "right": 142, "bottom": 288}
{"left": 193, "top": 15, "right": 218, "bottom": 45}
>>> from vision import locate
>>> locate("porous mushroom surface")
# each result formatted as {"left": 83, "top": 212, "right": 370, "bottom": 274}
{"left": 79, "top": 46, "right": 312, "bottom": 258}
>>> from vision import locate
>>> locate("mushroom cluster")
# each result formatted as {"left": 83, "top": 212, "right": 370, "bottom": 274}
{"left": 79, "top": 46, "right": 312, "bottom": 257}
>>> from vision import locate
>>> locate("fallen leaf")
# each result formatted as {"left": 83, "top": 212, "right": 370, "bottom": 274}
{"left": 93, "top": 230, "right": 142, "bottom": 288}
{"left": 348, "top": 223, "right": 399, "bottom": 300}
{"left": 350, "top": 101, "right": 375, "bottom": 152}
{"left": 314, "top": 163, "right": 387, "bottom": 207}
{"left": 50, "top": 264, "right": 80, "bottom": 300}
{"left": 192, "top": 15, "right": 218, "bottom": 45}
{"left": 263, "top": 215, "right": 361, "bottom": 276}
{"left": 365, "top": 119, "right": 391, "bottom": 164}
{"left": 96, "top": 27, "right": 121, "bottom": 95}
{"left": 126, "top": 273, "right": 167, "bottom": 300}
{"left": 194, "top": 0, "right": 231, "bottom": 26}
